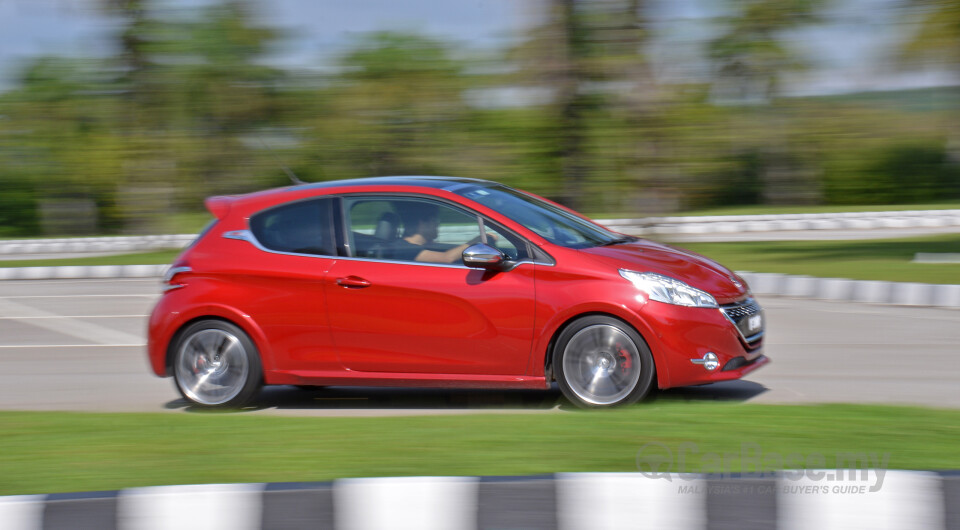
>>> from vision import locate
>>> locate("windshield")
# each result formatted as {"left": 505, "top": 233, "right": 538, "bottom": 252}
{"left": 455, "top": 184, "right": 628, "bottom": 249}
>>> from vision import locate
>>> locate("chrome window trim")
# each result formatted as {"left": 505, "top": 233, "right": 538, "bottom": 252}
{"left": 224, "top": 228, "right": 543, "bottom": 270}
{"left": 227, "top": 191, "right": 556, "bottom": 268}
{"left": 335, "top": 254, "right": 540, "bottom": 270}
{"left": 222, "top": 229, "right": 336, "bottom": 260}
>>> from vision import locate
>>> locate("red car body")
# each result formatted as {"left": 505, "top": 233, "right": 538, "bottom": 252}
{"left": 148, "top": 177, "right": 767, "bottom": 407}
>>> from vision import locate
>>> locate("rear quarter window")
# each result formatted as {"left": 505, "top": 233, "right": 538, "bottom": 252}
{"left": 249, "top": 198, "right": 335, "bottom": 256}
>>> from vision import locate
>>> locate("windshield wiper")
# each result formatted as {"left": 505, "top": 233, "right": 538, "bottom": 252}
{"left": 599, "top": 236, "right": 637, "bottom": 247}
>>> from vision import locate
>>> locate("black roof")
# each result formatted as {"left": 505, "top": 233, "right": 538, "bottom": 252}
{"left": 289, "top": 176, "right": 498, "bottom": 192}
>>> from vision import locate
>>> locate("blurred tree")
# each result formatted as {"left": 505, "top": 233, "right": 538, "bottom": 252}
{"left": 301, "top": 32, "right": 472, "bottom": 179}
{"left": 512, "top": 0, "right": 660, "bottom": 211}
{"left": 547, "top": 0, "right": 590, "bottom": 209}
{"left": 0, "top": 57, "right": 125, "bottom": 234}
{"left": 708, "top": 0, "right": 825, "bottom": 102}
{"left": 900, "top": 0, "right": 960, "bottom": 67}
{"left": 4, "top": 0, "right": 960, "bottom": 237}
{"left": 94, "top": 0, "right": 285, "bottom": 232}
{"left": 900, "top": 0, "right": 960, "bottom": 166}
{"left": 707, "top": 0, "right": 827, "bottom": 205}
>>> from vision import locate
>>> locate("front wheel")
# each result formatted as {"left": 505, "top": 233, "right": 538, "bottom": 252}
{"left": 173, "top": 320, "right": 263, "bottom": 408}
{"left": 554, "top": 316, "right": 655, "bottom": 408}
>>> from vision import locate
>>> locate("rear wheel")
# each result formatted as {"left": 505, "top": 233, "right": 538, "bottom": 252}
{"left": 173, "top": 320, "right": 262, "bottom": 408}
{"left": 554, "top": 316, "right": 654, "bottom": 408}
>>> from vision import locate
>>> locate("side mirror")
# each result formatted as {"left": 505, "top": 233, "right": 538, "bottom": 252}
{"left": 462, "top": 243, "right": 507, "bottom": 270}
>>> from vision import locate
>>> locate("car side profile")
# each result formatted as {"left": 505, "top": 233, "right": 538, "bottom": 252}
{"left": 148, "top": 176, "right": 768, "bottom": 408}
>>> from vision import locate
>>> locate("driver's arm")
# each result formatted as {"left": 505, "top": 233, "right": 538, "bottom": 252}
{"left": 414, "top": 244, "right": 471, "bottom": 264}
{"left": 413, "top": 233, "right": 499, "bottom": 264}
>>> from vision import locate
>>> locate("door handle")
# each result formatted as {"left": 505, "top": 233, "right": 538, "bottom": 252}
{"left": 336, "top": 276, "right": 371, "bottom": 289}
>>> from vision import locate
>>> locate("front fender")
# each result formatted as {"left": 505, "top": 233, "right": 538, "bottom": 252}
{"left": 527, "top": 299, "right": 671, "bottom": 390}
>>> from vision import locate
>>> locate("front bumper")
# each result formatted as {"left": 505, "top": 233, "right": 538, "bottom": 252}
{"left": 633, "top": 300, "right": 768, "bottom": 388}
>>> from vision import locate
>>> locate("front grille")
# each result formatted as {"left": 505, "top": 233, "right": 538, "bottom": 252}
{"left": 722, "top": 298, "right": 762, "bottom": 318}
{"left": 720, "top": 298, "right": 764, "bottom": 345}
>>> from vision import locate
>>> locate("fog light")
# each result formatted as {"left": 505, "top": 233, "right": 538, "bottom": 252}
{"left": 690, "top": 352, "right": 720, "bottom": 371}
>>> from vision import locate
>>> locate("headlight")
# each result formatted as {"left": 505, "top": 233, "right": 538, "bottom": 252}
{"left": 619, "top": 270, "right": 718, "bottom": 308}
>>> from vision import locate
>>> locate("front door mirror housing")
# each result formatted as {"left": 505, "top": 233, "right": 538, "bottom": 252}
{"left": 462, "top": 243, "right": 507, "bottom": 270}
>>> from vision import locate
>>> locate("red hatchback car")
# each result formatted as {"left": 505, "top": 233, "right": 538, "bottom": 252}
{"left": 148, "top": 177, "right": 768, "bottom": 408}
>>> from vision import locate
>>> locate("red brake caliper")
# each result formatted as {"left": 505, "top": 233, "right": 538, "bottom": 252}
{"left": 616, "top": 343, "right": 632, "bottom": 374}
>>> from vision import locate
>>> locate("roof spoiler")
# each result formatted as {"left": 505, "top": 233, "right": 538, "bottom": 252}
{"left": 204, "top": 196, "right": 234, "bottom": 220}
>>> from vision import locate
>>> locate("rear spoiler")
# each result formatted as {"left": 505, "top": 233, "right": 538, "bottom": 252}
{"left": 204, "top": 196, "right": 235, "bottom": 220}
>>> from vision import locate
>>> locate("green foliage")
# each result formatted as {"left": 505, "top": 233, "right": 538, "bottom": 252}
{"left": 689, "top": 151, "right": 765, "bottom": 209}
{"left": 0, "top": 0, "right": 959, "bottom": 236}
{"left": 824, "top": 139, "right": 960, "bottom": 204}
{"left": 0, "top": 183, "right": 39, "bottom": 237}
{"left": 681, "top": 234, "right": 960, "bottom": 284}
{"left": 298, "top": 32, "right": 473, "bottom": 180}
{"left": 0, "top": 0, "right": 287, "bottom": 235}
{"left": 708, "top": 0, "right": 827, "bottom": 101}
{"left": 900, "top": 0, "right": 960, "bottom": 66}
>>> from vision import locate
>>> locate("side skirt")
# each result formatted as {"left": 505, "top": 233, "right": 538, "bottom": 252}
{"left": 264, "top": 370, "right": 550, "bottom": 390}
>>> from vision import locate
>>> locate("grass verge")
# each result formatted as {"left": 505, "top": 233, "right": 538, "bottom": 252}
{"left": 678, "top": 234, "right": 960, "bottom": 284}
{"left": 668, "top": 201, "right": 960, "bottom": 217}
{"left": 0, "top": 250, "right": 182, "bottom": 268}
{"left": 586, "top": 201, "right": 960, "bottom": 219}
{"left": 0, "top": 403, "right": 958, "bottom": 495}
{"left": 2, "top": 235, "right": 958, "bottom": 285}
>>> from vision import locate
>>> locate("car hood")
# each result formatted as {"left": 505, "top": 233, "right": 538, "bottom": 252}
{"left": 579, "top": 239, "right": 748, "bottom": 303}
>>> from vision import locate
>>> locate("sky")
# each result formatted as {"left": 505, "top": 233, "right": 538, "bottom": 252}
{"left": 0, "top": 0, "right": 531, "bottom": 89}
{"left": 0, "top": 0, "right": 955, "bottom": 94}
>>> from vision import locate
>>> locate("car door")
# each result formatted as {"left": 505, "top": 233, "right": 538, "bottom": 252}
{"left": 240, "top": 197, "right": 338, "bottom": 373}
{"left": 326, "top": 194, "right": 537, "bottom": 375}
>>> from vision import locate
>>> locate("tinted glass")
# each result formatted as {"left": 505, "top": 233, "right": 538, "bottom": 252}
{"left": 345, "top": 196, "right": 481, "bottom": 263}
{"left": 250, "top": 199, "right": 334, "bottom": 255}
{"left": 455, "top": 185, "right": 625, "bottom": 249}
{"left": 481, "top": 220, "right": 530, "bottom": 262}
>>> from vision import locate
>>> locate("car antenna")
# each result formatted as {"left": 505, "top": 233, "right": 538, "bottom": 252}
{"left": 258, "top": 135, "right": 305, "bottom": 185}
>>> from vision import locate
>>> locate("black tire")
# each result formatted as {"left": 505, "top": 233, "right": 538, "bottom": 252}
{"left": 172, "top": 320, "right": 263, "bottom": 408}
{"left": 553, "top": 315, "right": 655, "bottom": 409}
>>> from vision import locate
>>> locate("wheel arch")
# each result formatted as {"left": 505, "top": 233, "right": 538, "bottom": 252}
{"left": 164, "top": 312, "right": 270, "bottom": 378}
{"left": 543, "top": 310, "right": 666, "bottom": 386}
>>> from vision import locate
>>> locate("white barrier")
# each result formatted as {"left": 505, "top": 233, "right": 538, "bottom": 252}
{"left": 2, "top": 471, "right": 957, "bottom": 530}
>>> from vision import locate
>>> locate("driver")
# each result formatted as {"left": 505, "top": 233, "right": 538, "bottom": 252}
{"left": 390, "top": 203, "right": 494, "bottom": 263}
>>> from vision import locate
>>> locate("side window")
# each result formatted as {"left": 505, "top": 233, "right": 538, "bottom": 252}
{"left": 345, "top": 196, "right": 481, "bottom": 264}
{"left": 250, "top": 199, "right": 334, "bottom": 256}
{"left": 482, "top": 220, "right": 530, "bottom": 262}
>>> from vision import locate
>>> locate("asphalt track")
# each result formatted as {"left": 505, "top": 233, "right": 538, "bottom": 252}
{"left": 0, "top": 278, "right": 956, "bottom": 415}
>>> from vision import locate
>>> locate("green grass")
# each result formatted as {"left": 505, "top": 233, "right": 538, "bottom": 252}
{"left": 0, "top": 250, "right": 182, "bottom": 268}
{"left": 3, "top": 235, "right": 958, "bottom": 285}
{"left": 667, "top": 201, "right": 960, "bottom": 218}
{"left": 0, "top": 404, "right": 957, "bottom": 495}
{"left": 679, "top": 234, "right": 960, "bottom": 284}
{"left": 586, "top": 200, "right": 960, "bottom": 219}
